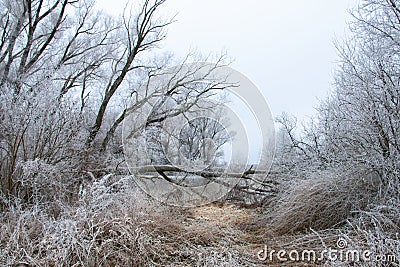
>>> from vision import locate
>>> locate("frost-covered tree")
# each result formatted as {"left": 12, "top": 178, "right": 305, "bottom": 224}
{"left": 0, "top": 0, "right": 232, "bottom": 197}
{"left": 318, "top": 0, "right": 400, "bottom": 180}
{"left": 273, "top": 1, "right": 400, "bottom": 187}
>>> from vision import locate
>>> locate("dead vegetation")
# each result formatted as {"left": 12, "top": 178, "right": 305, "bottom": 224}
{"left": 0, "top": 174, "right": 260, "bottom": 266}
{"left": 1, "top": 168, "right": 398, "bottom": 266}
{"left": 1, "top": 0, "right": 400, "bottom": 265}
{"left": 266, "top": 169, "right": 381, "bottom": 234}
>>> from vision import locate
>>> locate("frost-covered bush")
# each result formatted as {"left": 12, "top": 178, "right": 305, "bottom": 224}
{"left": 267, "top": 168, "right": 381, "bottom": 234}
{"left": 0, "top": 86, "right": 84, "bottom": 199}
{"left": 1, "top": 174, "right": 254, "bottom": 266}
{"left": 13, "top": 159, "right": 69, "bottom": 207}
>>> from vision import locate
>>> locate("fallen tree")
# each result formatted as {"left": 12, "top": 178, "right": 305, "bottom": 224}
{"left": 80, "top": 164, "right": 280, "bottom": 203}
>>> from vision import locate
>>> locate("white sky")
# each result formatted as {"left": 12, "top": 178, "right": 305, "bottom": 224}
{"left": 97, "top": 0, "right": 359, "bottom": 121}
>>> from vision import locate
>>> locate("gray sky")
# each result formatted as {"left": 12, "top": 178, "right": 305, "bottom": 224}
{"left": 97, "top": 0, "right": 359, "bottom": 163}
{"left": 97, "top": 0, "right": 358, "bottom": 121}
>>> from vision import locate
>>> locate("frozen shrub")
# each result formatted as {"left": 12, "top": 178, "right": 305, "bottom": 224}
{"left": 268, "top": 169, "right": 381, "bottom": 234}
{"left": 0, "top": 174, "right": 256, "bottom": 266}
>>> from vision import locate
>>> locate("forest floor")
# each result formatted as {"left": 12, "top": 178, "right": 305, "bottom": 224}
{"left": 181, "top": 203, "right": 328, "bottom": 266}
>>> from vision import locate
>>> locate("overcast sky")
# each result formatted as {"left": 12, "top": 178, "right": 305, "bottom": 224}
{"left": 97, "top": 0, "right": 359, "bottom": 121}
{"left": 96, "top": 0, "right": 359, "bottom": 163}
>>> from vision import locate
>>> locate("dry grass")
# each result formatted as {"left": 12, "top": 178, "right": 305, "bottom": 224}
{"left": 189, "top": 203, "right": 258, "bottom": 227}
{"left": 0, "top": 175, "right": 260, "bottom": 266}
{"left": 265, "top": 169, "right": 381, "bottom": 235}
{"left": 1, "top": 168, "right": 398, "bottom": 266}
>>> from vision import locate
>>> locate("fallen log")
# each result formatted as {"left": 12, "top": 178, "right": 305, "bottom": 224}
{"left": 86, "top": 165, "right": 280, "bottom": 188}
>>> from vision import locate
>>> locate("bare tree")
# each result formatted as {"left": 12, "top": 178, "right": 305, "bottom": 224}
{"left": 272, "top": 1, "right": 400, "bottom": 181}
{"left": 178, "top": 117, "right": 229, "bottom": 165}
{"left": 0, "top": 0, "right": 233, "bottom": 197}
{"left": 86, "top": 0, "right": 173, "bottom": 148}
{"left": 0, "top": 0, "right": 111, "bottom": 195}
{"left": 329, "top": 1, "right": 398, "bottom": 162}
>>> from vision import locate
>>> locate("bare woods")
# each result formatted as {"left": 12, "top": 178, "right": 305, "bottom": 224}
{"left": 0, "top": 0, "right": 399, "bottom": 266}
